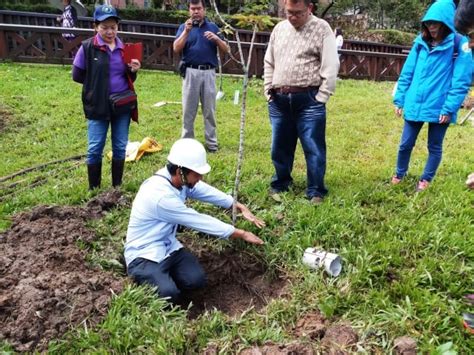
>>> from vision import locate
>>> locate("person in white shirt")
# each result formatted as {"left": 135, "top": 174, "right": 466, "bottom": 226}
{"left": 56, "top": 0, "right": 78, "bottom": 41}
{"left": 124, "top": 138, "right": 265, "bottom": 304}
{"left": 335, "top": 28, "right": 343, "bottom": 58}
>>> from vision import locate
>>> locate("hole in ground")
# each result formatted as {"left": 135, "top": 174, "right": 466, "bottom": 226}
{"left": 179, "top": 237, "right": 288, "bottom": 319}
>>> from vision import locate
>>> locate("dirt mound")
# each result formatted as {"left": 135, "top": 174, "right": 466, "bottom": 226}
{"left": 320, "top": 323, "right": 359, "bottom": 354}
{"left": 203, "top": 342, "right": 314, "bottom": 355}
{"left": 203, "top": 313, "right": 359, "bottom": 354}
{"left": 0, "top": 104, "right": 13, "bottom": 132}
{"left": 239, "top": 342, "right": 315, "bottom": 355}
{"left": 181, "top": 237, "right": 287, "bottom": 318}
{"left": 233, "top": 313, "right": 359, "bottom": 355}
{"left": 0, "top": 190, "right": 126, "bottom": 352}
{"left": 393, "top": 336, "right": 417, "bottom": 355}
{"left": 292, "top": 312, "right": 359, "bottom": 354}
{"left": 293, "top": 312, "right": 327, "bottom": 340}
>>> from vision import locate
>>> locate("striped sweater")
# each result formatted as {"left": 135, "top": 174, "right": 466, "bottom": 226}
{"left": 264, "top": 15, "right": 339, "bottom": 103}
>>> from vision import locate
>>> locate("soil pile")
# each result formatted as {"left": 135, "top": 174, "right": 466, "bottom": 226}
{"left": 0, "top": 191, "right": 126, "bottom": 352}
{"left": 393, "top": 336, "right": 417, "bottom": 355}
{"left": 293, "top": 312, "right": 327, "bottom": 340}
{"left": 239, "top": 343, "right": 315, "bottom": 355}
{"left": 232, "top": 312, "right": 359, "bottom": 355}
{"left": 320, "top": 323, "right": 359, "bottom": 354}
{"left": 0, "top": 104, "right": 13, "bottom": 133}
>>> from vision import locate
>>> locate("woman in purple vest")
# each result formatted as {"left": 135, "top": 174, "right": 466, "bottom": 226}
{"left": 72, "top": 5, "right": 141, "bottom": 190}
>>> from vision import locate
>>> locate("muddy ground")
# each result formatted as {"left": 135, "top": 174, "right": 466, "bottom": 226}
{"left": 0, "top": 104, "right": 13, "bottom": 133}
{"left": 0, "top": 189, "right": 389, "bottom": 354}
{"left": 0, "top": 191, "right": 126, "bottom": 352}
{"left": 204, "top": 311, "right": 361, "bottom": 354}
{"left": 0, "top": 191, "right": 288, "bottom": 352}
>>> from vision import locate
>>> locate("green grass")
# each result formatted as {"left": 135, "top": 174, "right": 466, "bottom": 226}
{"left": 1, "top": 63, "right": 473, "bottom": 353}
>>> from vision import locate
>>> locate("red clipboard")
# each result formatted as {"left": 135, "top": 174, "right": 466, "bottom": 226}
{"left": 123, "top": 42, "right": 143, "bottom": 64}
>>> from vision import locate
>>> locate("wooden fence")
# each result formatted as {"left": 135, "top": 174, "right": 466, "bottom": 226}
{"left": 0, "top": 10, "right": 412, "bottom": 52}
{"left": 0, "top": 24, "right": 267, "bottom": 76}
{"left": 0, "top": 10, "right": 409, "bottom": 80}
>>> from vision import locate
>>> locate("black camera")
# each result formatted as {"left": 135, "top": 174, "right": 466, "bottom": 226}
{"left": 192, "top": 19, "right": 200, "bottom": 27}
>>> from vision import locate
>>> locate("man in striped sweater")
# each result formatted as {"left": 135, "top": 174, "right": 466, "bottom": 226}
{"left": 264, "top": 0, "right": 339, "bottom": 204}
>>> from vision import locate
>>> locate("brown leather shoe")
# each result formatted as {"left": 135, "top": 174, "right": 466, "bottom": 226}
{"left": 310, "top": 196, "right": 324, "bottom": 205}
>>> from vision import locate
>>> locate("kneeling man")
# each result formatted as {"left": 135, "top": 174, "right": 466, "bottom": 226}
{"left": 124, "top": 138, "right": 265, "bottom": 303}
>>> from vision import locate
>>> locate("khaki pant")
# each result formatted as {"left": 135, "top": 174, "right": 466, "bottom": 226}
{"left": 181, "top": 67, "right": 218, "bottom": 151}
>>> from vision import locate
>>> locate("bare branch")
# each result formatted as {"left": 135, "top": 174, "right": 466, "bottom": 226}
{"left": 320, "top": 0, "right": 335, "bottom": 19}
{"left": 246, "top": 24, "right": 258, "bottom": 71}
{"left": 209, "top": 0, "right": 258, "bottom": 224}
{"left": 209, "top": 0, "right": 245, "bottom": 67}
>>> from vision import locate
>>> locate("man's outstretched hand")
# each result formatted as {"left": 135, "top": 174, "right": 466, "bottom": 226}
{"left": 231, "top": 229, "right": 264, "bottom": 245}
{"left": 229, "top": 202, "right": 266, "bottom": 245}
{"left": 235, "top": 202, "right": 266, "bottom": 228}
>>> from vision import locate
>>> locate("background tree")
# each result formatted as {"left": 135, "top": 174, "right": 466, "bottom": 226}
{"left": 331, "top": 0, "right": 434, "bottom": 30}
{"left": 209, "top": 0, "right": 270, "bottom": 223}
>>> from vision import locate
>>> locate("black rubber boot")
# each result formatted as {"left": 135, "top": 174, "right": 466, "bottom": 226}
{"left": 112, "top": 159, "right": 125, "bottom": 187}
{"left": 87, "top": 163, "right": 102, "bottom": 190}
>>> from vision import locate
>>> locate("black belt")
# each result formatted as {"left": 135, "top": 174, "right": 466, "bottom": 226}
{"left": 274, "top": 86, "right": 319, "bottom": 94}
{"left": 186, "top": 64, "right": 215, "bottom": 70}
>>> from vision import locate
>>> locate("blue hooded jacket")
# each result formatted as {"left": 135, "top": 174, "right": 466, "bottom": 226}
{"left": 394, "top": 0, "right": 472, "bottom": 124}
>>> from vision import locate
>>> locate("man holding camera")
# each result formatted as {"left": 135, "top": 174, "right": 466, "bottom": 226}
{"left": 173, "top": 0, "right": 229, "bottom": 153}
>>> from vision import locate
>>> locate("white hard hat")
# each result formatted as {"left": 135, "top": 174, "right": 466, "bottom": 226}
{"left": 167, "top": 138, "right": 211, "bottom": 175}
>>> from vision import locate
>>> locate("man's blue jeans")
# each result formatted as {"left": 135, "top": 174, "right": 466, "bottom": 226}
{"left": 268, "top": 89, "right": 328, "bottom": 199}
{"left": 86, "top": 114, "right": 131, "bottom": 164}
{"left": 395, "top": 119, "right": 449, "bottom": 182}
{"left": 127, "top": 249, "right": 207, "bottom": 304}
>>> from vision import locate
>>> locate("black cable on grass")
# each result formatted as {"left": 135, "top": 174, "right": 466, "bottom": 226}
{"left": 0, "top": 160, "right": 83, "bottom": 202}
{"left": 0, "top": 154, "right": 85, "bottom": 183}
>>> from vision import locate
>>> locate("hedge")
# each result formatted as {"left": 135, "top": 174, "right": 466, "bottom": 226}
{"left": 0, "top": 3, "right": 61, "bottom": 14}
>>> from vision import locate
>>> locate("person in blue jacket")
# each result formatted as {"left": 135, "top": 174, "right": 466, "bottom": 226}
{"left": 392, "top": 0, "right": 472, "bottom": 192}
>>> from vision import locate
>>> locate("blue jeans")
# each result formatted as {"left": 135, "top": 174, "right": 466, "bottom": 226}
{"left": 86, "top": 113, "right": 131, "bottom": 164}
{"left": 269, "top": 89, "right": 328, "bottom": 198}
{"left": 127, "top": 249, "right": 206, "bottom": 304}
{"left": 395, "top": 120, "right": 449, "bottom": 182}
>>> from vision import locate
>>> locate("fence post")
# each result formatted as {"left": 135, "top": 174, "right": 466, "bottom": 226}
{"left": 0, "top": 29, "right": 7, "bottom": 59}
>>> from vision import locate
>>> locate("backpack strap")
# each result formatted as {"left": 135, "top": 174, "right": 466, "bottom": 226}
{"left": 453, "top": 33, "right": 462, "bottom": 60}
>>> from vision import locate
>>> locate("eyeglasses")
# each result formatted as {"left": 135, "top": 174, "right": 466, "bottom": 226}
{"left": 285, "top": 9, "right": 307, "bottom": 18}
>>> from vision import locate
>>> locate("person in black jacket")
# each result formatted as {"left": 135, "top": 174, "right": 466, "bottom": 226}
{"left": 72, "top": 5, "right": 141, "bottom": 190}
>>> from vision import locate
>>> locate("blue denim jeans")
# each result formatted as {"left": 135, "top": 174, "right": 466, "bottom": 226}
{"left": 395, "top": 119, "right": 449, "bottom": 182}
{"left": 268, "top": 89, "right": 328, "bottom": 198}
{"left": 86, "top": 113, "right": 131, "bottom": 164}
{"left": 127, "top": 249, "right": 207, "bottom": 304}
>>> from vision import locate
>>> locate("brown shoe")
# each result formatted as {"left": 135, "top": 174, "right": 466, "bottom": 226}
{"left": 269, "top": 189, "right": 282, "bottom": 202}
{"left": 310, "top": 196, "right": 324, "bottom": 205}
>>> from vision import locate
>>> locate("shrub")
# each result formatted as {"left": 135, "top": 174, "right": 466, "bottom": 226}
{"left": 0, "top": 3, "right": 61, "bottom": 14}
{"left": 368, "top": 29, "right": 416, "bottom": 46}
{"left": 0, "top": 0, "right": 48, "bottom": 4}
